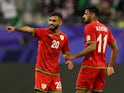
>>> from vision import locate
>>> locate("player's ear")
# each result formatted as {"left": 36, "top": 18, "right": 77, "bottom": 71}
{"left": 93, "top": 13, "right": 96, "bottom": 18}
{"left": 60, "top": 20, "right": 63, "bottom": 25}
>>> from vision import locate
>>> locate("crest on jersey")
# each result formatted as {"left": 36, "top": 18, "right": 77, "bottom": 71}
{"left": 60, "top": 35, "right": 64, "bottom": 41}
{"left": 41, "top": 84, "right": 47, "bottom": 89}
{"left": 86, "top": 35, "right": 91, "bottom": 41}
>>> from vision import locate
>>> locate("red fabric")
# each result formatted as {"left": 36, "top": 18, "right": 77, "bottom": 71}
{"left": 35, "top": 71, "right": 62, "bottom": 92}
{"left": 82, "top": 21, "right": 115, "bottom": 67}
{"left": 76, "top": 68, "right": 106, "bottom": 91}
{"left": 34, "top": 28, "right": 69, "bottom": 74}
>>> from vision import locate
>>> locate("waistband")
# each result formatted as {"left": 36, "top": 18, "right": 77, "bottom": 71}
{"left": 35, "top": 68, "right": 60, "bottom": 76}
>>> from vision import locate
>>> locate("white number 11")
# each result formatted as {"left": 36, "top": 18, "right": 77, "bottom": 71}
{"left": 97, "top": 34, "right": 107, "bottom": 53}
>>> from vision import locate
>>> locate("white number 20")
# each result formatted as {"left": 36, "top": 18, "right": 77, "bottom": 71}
{"left": 51, "top": 40, "right": 60, "bottom": 49}
{"left": 55, "top": 81, "right": 62, "bottom": 89}
{"left": 97, "top": 34, "right": 107, "bottom": 53}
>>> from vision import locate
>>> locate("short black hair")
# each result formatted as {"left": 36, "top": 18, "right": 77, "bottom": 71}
{"left": 85, "top": 6, "right": 99, "bottom": 16}
{"left": 50, "top": 12, "right": 63, "bottom": 20}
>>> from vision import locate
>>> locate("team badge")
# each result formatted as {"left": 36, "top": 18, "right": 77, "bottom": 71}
{"left": 41, "top": 84, "right": 47, "bottom": 89}
{"left": 86, "top": 35, "right": 91, "bottom": 41}
{"left": 60, "top": 35, "right": 64, "bottom": 41}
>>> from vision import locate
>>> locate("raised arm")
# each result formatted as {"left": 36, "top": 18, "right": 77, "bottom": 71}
{"left": 5, "top": 26, "right": 33, "bottom": 34}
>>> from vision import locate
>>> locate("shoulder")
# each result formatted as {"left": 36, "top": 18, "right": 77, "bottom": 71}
{"left": 34, "top": 28, "right": 48, "bottom": 31}
{"left": 84, "top": 23, "right": 95, "bottom": 33}
{"left": 34, "top": 28, "right": 50, "bottom": 34}
{"left": 59, "top": 32, "right": 69, "bottom": 41}
{"left": 60, "top": 32, "right": 68, "bottom": 38}
{"left": 85, "top": 22, "right": 94, "bottom": 29}
{"left": 99, "top": 22, "right": 110, "bottom": 32}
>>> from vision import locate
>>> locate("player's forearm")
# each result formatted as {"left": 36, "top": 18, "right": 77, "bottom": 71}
{"left": 108, "top": 48, "right": 118, "bottom": 67}
{"left": 14, "top": 26, "right": 33, "bottom": 33}
{"left": 75, "top": 44, "right": 96, "bottom": 58}
{"left": 62, "top": 52, "right": 70, "bottom": 60}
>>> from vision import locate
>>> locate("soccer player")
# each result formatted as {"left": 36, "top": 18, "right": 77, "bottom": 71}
{"left": 66, "top": 6, "right": 118, "bottom": 93}
{"left": 5, "top": 12, "right": 73, "bottom": 93}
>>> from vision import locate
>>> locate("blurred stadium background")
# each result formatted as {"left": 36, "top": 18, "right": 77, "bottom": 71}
{"left": 0, "top": 0, "right": 124, "bottom": 93}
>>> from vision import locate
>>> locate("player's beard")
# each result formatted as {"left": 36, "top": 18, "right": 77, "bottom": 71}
{"left": 49, "top": 25, "right": 58, "bottom": 32}
{"left": 83, "top": 18, "right": 91, "bottom": 24}
{"left": 83, "top": 20, "right": 90, "bottom": 24}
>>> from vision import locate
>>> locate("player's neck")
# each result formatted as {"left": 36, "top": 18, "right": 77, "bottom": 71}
{"left": 91, "top": 17, "right": 98, "bottom": 22}
{"left": 52, "top": 29, "right": 60, "bottom": 35}
{"left": 91, "top": 19, "right": 98, "bottom": 23}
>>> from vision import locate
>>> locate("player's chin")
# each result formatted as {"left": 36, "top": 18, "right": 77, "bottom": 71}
{"left": 84, "top": 21, "right": 90, "bottom": 24}
{"left": 49, "top": 27, "right": 55, "bottom": 31}
{"left": 49, "top": 25, "right": 54, "bottom": 28}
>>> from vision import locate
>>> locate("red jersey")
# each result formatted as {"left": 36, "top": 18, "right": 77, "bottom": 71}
{"left": 33, "top": 28, "right": 69, "bottom": 74}
{"left": 82, "top": 21, "right": 115, "bottom": 68}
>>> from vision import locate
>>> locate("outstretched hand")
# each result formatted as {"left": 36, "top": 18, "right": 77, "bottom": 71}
{"left": 66, "top": 60, "right": 74, "bottom": 70}
{"left": 4, "top": 26, "right": 15, "bottom": 32}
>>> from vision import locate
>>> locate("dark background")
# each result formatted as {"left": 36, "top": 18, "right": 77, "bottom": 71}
{"left": 0, "top": 0, "right": 124, "bottom": 92}
{"left": 0, "top": 64, "right": 123, "bottom": 93}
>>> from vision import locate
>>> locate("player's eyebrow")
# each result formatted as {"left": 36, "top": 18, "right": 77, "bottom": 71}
{"left": 49, "top": 19, "right": 57, "bottom": 22}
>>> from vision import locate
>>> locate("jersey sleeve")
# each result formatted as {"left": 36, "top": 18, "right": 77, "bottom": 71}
{"left": 33, "top": 28, "right": 45, "bottom": 39}
{"left": 108, "top": 29, "right": 115, "bottom": 44}
{"left": 84, "top": 25, "right": 96, "bottom": 45}
{"left": 62, "top": 35, "right": 69, "bottom": 53}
